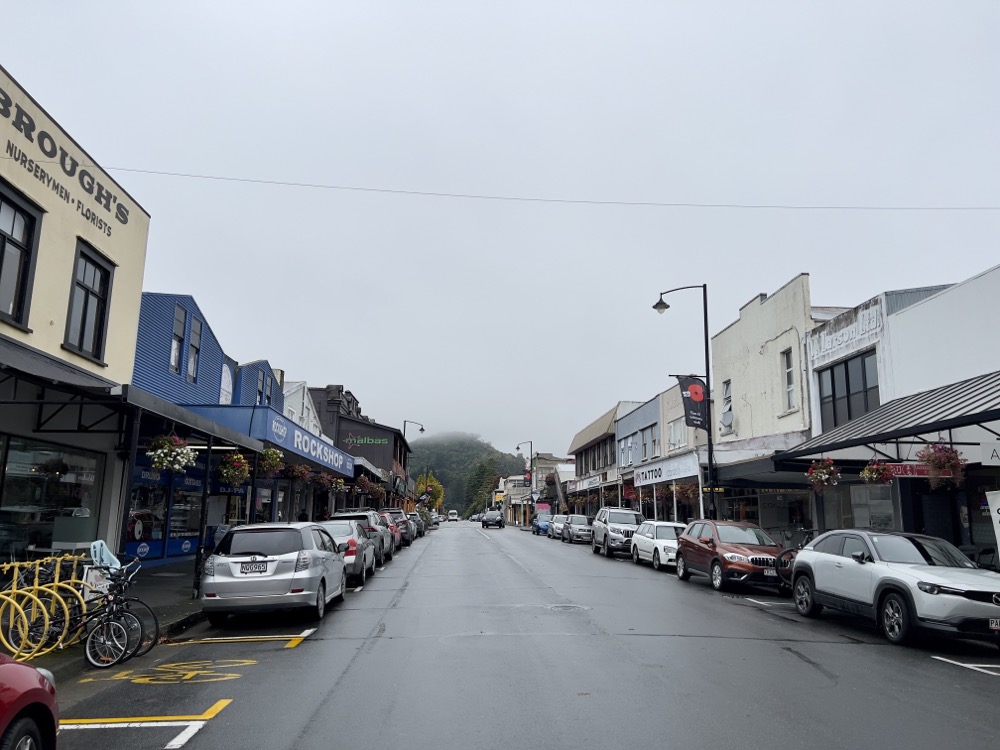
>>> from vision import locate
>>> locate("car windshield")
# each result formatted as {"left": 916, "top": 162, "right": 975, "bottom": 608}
{"left": 870, "top": 535, "right": 976, "bottom": 567}
{"left": 656, "top": 526, "right": 681, "bottom": 540}
{"left": 716, "top": 525, "right": 776, "bottom": 546}
{"left": 321, "top": 522, "right": 354, "bottom": 537}
{"left": 536, "top": 514, "right": 552, "bottom": 521}
{"left": 608, "top": 511, "right": 643, "bottom": 525}
{"left": 486, "top": 512, "right": 500, "bottom": 518}
{"left": 553, "top": 515, "right": 566, "bottom": 523}
{"left": 567, "top": 515, "right": 588, "bottom": 525}
{"left": 215, "top": 529, "right": 303, "bottom": 556}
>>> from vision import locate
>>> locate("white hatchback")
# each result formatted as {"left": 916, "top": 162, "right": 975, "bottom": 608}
{"left": 631, "top": 521, "right": 686, "bottom": 570}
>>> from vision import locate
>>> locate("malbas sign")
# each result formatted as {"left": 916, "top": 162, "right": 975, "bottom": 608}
{"left": 0, "top": 74, "right": 132, "bottom": 237}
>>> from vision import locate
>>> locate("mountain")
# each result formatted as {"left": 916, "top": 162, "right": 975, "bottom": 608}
{"left": 408, "top": 432, "right": 525, "bottom": 514}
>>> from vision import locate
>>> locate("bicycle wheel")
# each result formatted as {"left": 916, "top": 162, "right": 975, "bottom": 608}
{"left": 0, "top": 594, "right": 34, "bottom": 661}
{"left": 0, "top": 589, "right": 52, "bottom": 660}
{"left": 85, "top": 619, "right": 130, "bottom": 668}
{"left": 774, "top": 547, "right": 797, "bottom": 586}
{"left": 124, "top": 599, "right": 160, "bottom": 657}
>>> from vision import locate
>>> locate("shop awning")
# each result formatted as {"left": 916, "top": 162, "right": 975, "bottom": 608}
{"left": 0, "top": 335, "right": 116, "bottom": 392}
{"left": 776, "top": 369, "right": 1000, "bottom": 464}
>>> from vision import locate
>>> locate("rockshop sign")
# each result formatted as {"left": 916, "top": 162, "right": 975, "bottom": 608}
{"left": 265, "top": 415, "right": 354, "bottom": 477}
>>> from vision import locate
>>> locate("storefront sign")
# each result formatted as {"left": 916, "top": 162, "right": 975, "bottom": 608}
{"left": 265, "top": 415, "right": 354, "bottom": 477}
{"left": 634, "top": 452, "right": 701, "bottom": 487}
{"left": 567, "top": 480, "right": 578, "bottom": 492}
{"left": 808, "top": 302, "right": 883, "bottom": 367}
{"left": 981, "top": 441, "right": 1000, "bottom": 466}
{"left": 582, "top": 476, "right": 601, "bottom": 489}
{"left": 885, "top": 463, "right": 951, "bottom": 479}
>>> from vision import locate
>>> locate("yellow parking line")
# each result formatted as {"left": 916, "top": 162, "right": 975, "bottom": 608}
{"left": 62, "top": 699, "right": 232, "bottom": 725}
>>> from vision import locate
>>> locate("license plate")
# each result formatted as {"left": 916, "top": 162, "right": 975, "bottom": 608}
{"left": 240, "top": 562, "right": 267, "bottom": 574}
{"left": 763, "top": 569, "right": 777, "bottom": 577}
{"left": 990, "top": 618, "right": 1000, "bottom": 631}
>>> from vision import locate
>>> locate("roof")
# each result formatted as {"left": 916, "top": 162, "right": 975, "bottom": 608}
{"left": 568, "top": 401, "right": 643, "bottom": 454}
{"left": 777, "top": 369, "right": 1000, "bottom": 463}
{"left": 0, "top": 334, "right": 117, "bottom": 391}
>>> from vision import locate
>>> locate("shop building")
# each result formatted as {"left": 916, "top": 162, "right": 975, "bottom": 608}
{"left": 0, "top": 65, "right": 151, "bottom": 558}
{"left": 566, "top": 401, "right": 642, "bottom": 515}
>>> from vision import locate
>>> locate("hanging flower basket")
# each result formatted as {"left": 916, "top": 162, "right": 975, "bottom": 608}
{"left": 258, "top": 447, "right": 285, "bottom": 478}
{"left": 284, "top": 464, "right": 312, "bottom": 483}
{"left": 673, "top": 483, "right": 701, "bottom": 503}
{"left": 218, "top": 452, "right": 251, "bottom": 486}
{"left": 806, "top": 458, "right": 841, "bottom": 494}
{"left": 147, "top": 435, "right": 197, "bottom": 472}
{"left": 915, "top": 443, "right": 966, "bottom": 489}
{"left": 860, "top": 459, "right": 894, "bottom": 486}
{"left": 311, "top": 473, "right": 346, "bottom": 493}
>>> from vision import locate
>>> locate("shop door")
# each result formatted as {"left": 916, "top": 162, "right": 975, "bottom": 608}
{"left": 920, "top": 494, "right": 957, "bottom": 544}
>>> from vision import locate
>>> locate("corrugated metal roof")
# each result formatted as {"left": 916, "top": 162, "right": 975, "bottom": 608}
{"left": 780, "top": 369, "right": 1000, "bottom": 459}
{"left": 567, "top": 401, "right": 642, "bottom": 455}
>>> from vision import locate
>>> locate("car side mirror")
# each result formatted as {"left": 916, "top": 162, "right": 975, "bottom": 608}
{"left": 699, "top": 536, "right": 713, "bottom": 545}
{"left": 851, "top": 550, "right": 866, "bottom": 564}
{"left": 338, "top": 542, "right": 350, "bottom": 553}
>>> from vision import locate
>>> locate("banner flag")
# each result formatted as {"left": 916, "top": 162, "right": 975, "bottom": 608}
{"left": 677, "top": 376, "right": 709, "bottom": 431}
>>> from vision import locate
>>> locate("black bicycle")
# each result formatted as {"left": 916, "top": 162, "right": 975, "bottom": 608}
{"left": 773, "top": 528, "right": 818, "bottom": 587}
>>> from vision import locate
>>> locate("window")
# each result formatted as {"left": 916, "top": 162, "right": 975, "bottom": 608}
{"left": 721, "top": 380, "right": 733, "bottom": 432}
{"left": 64, "top": 244, "right": 113, "bottom": 361}
{"left": 668, "top": 418, "right": 687, "bottom": 451}
{"left": 257, "top": 371, "right": 265, "bottom": 405}
{"left": 782, "top": 349, "right": 795, "bottom": 411}
{"left": 186, "top": 319, "right": 201, "bottom": 382}
{"left": 170, "top": 305, "right": 186, "bottom": 372}
{"left": 0, "top": 193, "right": 37, "bottom": 326}
{"left": 840, "top": 536, "right": 871, "bottom": 561}
{"left": 265, "top": 375, "right": 272, "bottom": 406}
{"left": 818, "top": 350, "right": 879, "bottom": 431}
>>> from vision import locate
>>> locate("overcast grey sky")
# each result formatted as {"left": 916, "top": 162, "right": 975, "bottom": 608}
{"left": 8, "top": 2, "right": 999, "bottom": 456}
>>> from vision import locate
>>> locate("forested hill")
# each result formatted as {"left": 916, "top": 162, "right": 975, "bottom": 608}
{"left": 408, "top": 433, "right": 525, "bottom": 515}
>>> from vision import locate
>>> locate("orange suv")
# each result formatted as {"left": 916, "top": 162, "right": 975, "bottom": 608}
{"left": 675, "top": 520, "right": 783, "bottom": 592}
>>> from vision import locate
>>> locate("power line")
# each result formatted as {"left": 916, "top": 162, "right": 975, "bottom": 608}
{"left": 6, "top": 156, "right": 1000, "bottom": 210}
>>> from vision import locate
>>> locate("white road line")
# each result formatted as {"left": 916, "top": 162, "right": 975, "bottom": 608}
{"left": 477, "top": 530, "right": 491, "bottom": 539}
{"left": 745, "top": 598, "right": 772, "bottom": 606}
{"left": 299, "top": 628, "right": 317, "bottom": 638}
{"left": 354, "top": 586, "right": 364, "bottom": 593}
{"left": 166, "top": 722, "right": 207, "bottom": 749}
{"left": 931, "top": 655, "right": 1000, "bottom": 676}
{"left": 62, "top": 721, "right": 207, "bottom": 750}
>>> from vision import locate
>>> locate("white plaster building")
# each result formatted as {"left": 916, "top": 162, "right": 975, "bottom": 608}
{"left": 282, "top": 380, "right": 324, "bottom": 436}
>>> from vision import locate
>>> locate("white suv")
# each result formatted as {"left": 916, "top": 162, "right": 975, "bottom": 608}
{"left": 591, "top": 507, "right": 644, "bottom": 558}
{"left": 791, "top": 529, "right": 1000, "bottom": 648}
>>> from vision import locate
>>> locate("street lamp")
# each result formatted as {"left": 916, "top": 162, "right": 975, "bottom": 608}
{"left": 652, "top": 284, "right": 716, "bottom": 520}
{"left": 402, "top": 420, "right": 425, "bottom": 439}
{"left": 516, "top": 440, "right": 533, "bottom": 528}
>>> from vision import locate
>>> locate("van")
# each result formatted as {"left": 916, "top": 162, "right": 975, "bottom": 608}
{"left": 448, "top": 510, "right": 459, "bottom": 522}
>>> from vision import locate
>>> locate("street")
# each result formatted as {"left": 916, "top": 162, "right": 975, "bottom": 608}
{"left": 56, "top": 522, "right": 999, "bottom": 750}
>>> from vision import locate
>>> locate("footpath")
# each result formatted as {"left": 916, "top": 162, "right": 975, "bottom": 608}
{"left": 29, "top": 557, "right": 204, "bottom": 683}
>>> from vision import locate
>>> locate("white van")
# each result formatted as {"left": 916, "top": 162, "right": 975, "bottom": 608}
{"left": 448, "top": 510, "right": 459, "bottom": 522}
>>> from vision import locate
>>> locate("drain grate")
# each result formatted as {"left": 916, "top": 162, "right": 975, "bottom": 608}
{"left": 550, "top": 604, "right": 586, "bottom": 611}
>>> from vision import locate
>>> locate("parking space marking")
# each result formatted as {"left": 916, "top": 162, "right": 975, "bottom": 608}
{"left": 931, "top": 656, "right": 1000, "bottom": 676}
{"left": 478, "top": 530, "right": 490, "bottom": 539}
{"left": 61, "top": 699, "right": 232, "bottom": 749}
{"left": 169, "top": 627, "right": 316, "bottom": 649}
{"left": 79, "top": 660, "right": 257, "bottom": 685}
{"left": 744, "top": 598, "right": 773, "bottom": 606}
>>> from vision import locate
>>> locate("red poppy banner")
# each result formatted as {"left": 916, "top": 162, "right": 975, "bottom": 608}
{"left": 677, "top": 376, "right": 709, "bottom": 431}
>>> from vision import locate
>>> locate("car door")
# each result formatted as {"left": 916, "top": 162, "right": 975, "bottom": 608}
{"left": 634, "top": 523, "right": 650, "bottom": 560}
{"left": 827, "top": 534, "right": 876, "bottom": 606}
{"left": 810, "top": 534, "right": 845, "bottom": 596}
{"left": 684, "top": 522, "right": 707, "bottom": 572}
{"left": 595, "top": 509, "right": 607, "bottom": 545}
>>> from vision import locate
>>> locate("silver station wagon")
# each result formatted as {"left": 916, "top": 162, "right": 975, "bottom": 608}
{"left": 201, "top": 522, "right": 347, "bottom": 626}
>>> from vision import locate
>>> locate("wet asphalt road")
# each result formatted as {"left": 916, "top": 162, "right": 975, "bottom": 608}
{"left": 57, "top": 521, "right": 999, "bottom": 750}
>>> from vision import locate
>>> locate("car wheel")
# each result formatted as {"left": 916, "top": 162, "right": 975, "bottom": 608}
{"left": 369, "top": 554, "right": 377, "bottom": 578}
{"left": 592, "top": 538, "right": 600, "bottom": 554}
{"left": 880, "top": 592, "right": 912, "bottom": 645}
{"left": 312, "top": 583, "right": 326, "bottom": 620}
{"left": 0, "top": 717, "right": 42, "bottom": 750}
{"left": 793, "top": 575, "right": 821, "bottom": 617}
{"left": 357, "top": 559, "right": 367, "bottom": 586}
{"left": 377, "top": 544, "right": 385, "bottom": 567}
{"left": 676, "top": 553, "right": 690, "bottom": 580}
{"left": 632, "top": 546, "right": 640, "bottom": 565}
{"left": 334, "top": 570, "right": 347, "bottom": 603}
{"left": 653, "top": 550, "right": 662, "bottom": 571}
{"left": 603, "top": 538, "right": 613, "bottom": 558}
{"left": 207, "top": 612, "right": 229, "bottom": 627}
{"left": 710, "top": 560, "right": 726, "bottom": 591}
{"left": 386, "top": 544, "right": 394, "bottom": 562}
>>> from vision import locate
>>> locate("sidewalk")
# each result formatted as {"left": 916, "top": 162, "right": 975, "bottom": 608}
{"left": 30, "top": 557, "right": 205, "bottom": 683}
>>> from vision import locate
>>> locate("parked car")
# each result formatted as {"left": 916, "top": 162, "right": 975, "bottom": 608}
{"left": 631, "top": 521, "right": 686, "bottom": 570}
{"left": 407, "top": 512, "right": 426, "bottom": 538}
{"left": 448, "top": 510, "right": 459, "bottom": 522}
{"left": 531, "top": 513, "right": 552, "bottom": 535}
{"left": 201, "top": 522, "right": 347, "bottom": 626}
{"left": 591, "top": 507, "right": 644, "bottom": 557}
{"left": 431, "top": 512, "right": 441, "bottom": 527}
{"left": 332, "top": 510, "right": 393, "bottom": 564}
{"left": 378, "top": 512, "right": 404, "bottom": 551}
{"left": 548, "top": 514, "right": 567, "bottom": 539}
{"left": 561, "top": 514, "right": 593, "bottom": 544}
{"left": 385, "top": 508, "right": 415, "bottom": 547}
{"left": 792, "top": 529, "right": 1000, "bottom": 648}
{"left": 321, "top": 519, "right": 376, "bottom": 585}
{"left": 0, "top": 655, "right": 58, "bottom": 750}
{"left": 675, "top": 520, "right": 782, "bottom": 591}
{"left": 482, "top": 510, "right": 505, "bottom": 529}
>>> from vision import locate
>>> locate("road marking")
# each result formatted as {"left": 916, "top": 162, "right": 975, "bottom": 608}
{"left": 61, "top": 699, "right": 232, "bottom": 749}
{"left": 477, "top": 530, "right": 490, "bottom": 539}
{"left": 79, "top": 660, "right": 256, "bottom": 685}
{"left": 284, "top": 628, "right": 316, "bottom": 649}
{"left": 931, "top": 656, "right": 1000, "bottom": 676}
{"left": 170, "top": 627, "right": 315, "bottom": 649}
{"left": 354, "top": 585, "right": 364, "bottom": 592}
{"left": 745, "top": 598, "right": 773, "bottom": 606}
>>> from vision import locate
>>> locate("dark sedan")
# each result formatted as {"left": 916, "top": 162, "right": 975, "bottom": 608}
{"left": 482, "top": 510, "right": 505, "bottom": 528}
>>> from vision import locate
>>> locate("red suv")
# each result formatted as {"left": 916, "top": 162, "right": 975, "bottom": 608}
{"left": 675, "top": 520, "right": 783, "bottom": 592}
{"left": 378, "top": 511, "right": 403, "bottom": 552}
{"left": 0, "top": 655, "right": 59, "bottom": 749}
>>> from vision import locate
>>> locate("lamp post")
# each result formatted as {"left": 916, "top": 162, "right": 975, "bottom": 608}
{"left": 516, "top": 440, "right": 533, "bottom": 528}
{"left": 402, "top": 420, "right": 425, "bottom": 439}
{"left": 652, "top": 284, "right": 716, "bottom": 520}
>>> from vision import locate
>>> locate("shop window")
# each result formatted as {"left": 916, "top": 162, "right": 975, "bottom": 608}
{"left": 187, "top": 318, "right": 201, "bottom": 383}
{"left": 782, "top": 349, "right": 795, "bottom": 411}
{"left": 0, "top": 190, "right": 38, "bottom": 327}
{"left": 818, "top": 349, "right": 880, "bottom": 432}
{"left": 170, "top": 305, "right": 186, "bottom": 372}
{"left": 668, "top": 418, "right": 687, "bottom": 451}
{"left": 64, "top": 243, "right": 113, "bottom": 361}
